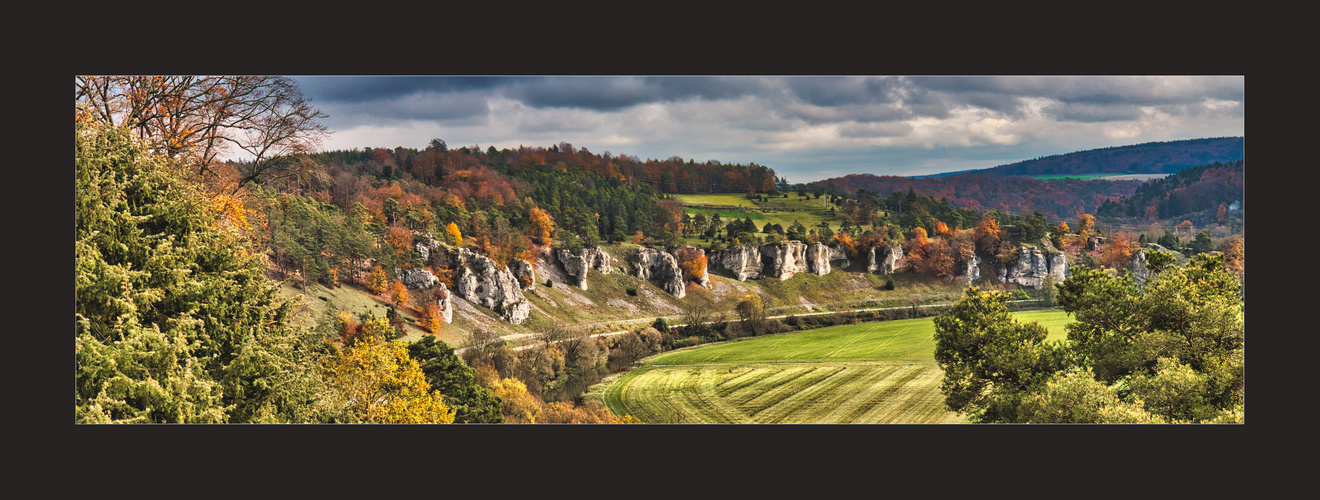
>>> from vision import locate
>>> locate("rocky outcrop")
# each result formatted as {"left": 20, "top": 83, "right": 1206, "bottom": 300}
{"left": 631, "top": 247, "right": 686, "bottom": 298}
{"left": 415, "top": 242, "right": 431, "bottom": 264}
{"left": 1048, "top": 252, "right": 1068, "bottom": 285}
{"left": 555, "top": 246, "right": 614, "bottom": 290}
{"left": 435, "top": 283, "right": 454, "bottom": 324}
{"left": 1130, "top": 247, "right": 1155, "bottom": 288}
{"left": 866, "top": 244, "right": 904, "bottom": 274}
{"left": 712, "top": 245, "right": 763, "bottom": 281}
{"left": 829, "top": 245, "right": 851, "bottom": 269}
{"left": 712, "top": 241, "right": 843, "bottom": 280}
{"left": 760, "top": 241, "right": 808, "bottom": 280}
{"left": 804, "top": 242, "right": 833, "bottom": 276}
{"left": 397, "top": 267, "right": 439, "bottom": 289}
{"left": 1000, "top": 246, "right": 1068, "bottom": 289}
{"left": 452, "top": 248, "right": 530, "bottom": 325}
{"left": 509, "top": 259, "right": 536, "bottom": 290}
{"left": 950, "top": 253, "right": 980, "bottom": 284}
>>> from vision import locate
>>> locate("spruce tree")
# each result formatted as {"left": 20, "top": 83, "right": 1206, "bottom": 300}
{"left": 76, "top": 120, "right": 338, "bottom": 423}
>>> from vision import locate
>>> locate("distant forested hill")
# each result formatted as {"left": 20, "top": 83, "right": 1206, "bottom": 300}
{"left": 812, "top": 172, "right": 1143, "bottom": 220}
{"left": 1096, "top": 160, "right": 1244, "bottom": 221}
{"left": 985, "top": 137, "right": 1244, "bottom": 177}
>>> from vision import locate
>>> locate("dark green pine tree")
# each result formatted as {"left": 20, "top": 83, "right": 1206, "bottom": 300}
{"left": 406, "top": 336, "right": 505, "bottom": 423}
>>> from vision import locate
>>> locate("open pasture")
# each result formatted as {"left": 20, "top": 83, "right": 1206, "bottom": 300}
{"left": 671, "top": 193, "right": 845, "bottom": 240}
{"left": 598, "top": 310, "right": 1073, "bottom": 423}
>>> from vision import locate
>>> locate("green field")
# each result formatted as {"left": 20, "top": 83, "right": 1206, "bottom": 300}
{"left": 594, "top": 309, "right": 1073, "bottom": 423}
{"left": 671, "top": 193, "right": 855, "bottom": 246}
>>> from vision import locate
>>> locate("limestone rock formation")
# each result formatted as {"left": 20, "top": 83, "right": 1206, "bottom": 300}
{"left": 1001, "top": 246, "right": 1068, "bottom": 289}
{"left": 1130, "top": 247, "right": 1153, "bottom": 288}
{"left": 435, "top": 283, "right": 454, "bottom": 324}
{"left": 555, "top": 246, "right": 614, "bottom": 290}
{"left": 452, "top": 248, "right": 530, "bottom": 325}
{"left": 415, "top": 242, "right": 430, "bottom": 264}
{"left": 397, "top": 267, "right": 439, "bottom": 289}
{"left": 711, "top": 245, "right": 763, "bottom": 281}
{"left": 712, "top": 241, "right": 845, "bottom": 280}
{"left": 804, "top": 241, "right": 833, "bottom": 276}
{"left": 866, "top": 244, "right": 904, "bottom": 274}
{"left": 950, "top": 253, "right": 980, "bottom": 284}
{"left": 510, "top": 259, "right": 536, "bottom": 290}
{"left": 631, "top": 247, "right": 686, "bottom": 298}
{"left": 829, "top": 245, "right": 851, "bottom": 270}
{"left": 759, "top": 240, "right": 808, "bottom": 280}
{"left": 1048, "top": 251, "right": 1068, "bottom": 285}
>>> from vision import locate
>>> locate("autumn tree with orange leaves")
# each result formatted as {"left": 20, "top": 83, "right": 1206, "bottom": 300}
{"left": 1099, "top": 231, "right": 1138, "bottom": 269}
{"left": 935, "top": 220, "right": 953, "bottom": 237}
{"left": 390, "top": 280, "right": 410, "bottom": 307}
{"left": 528, "top": 207, "right": 555, "bottom": 245}
{"left": 1077, "top": 214, "right": 1096, "bottom": 242}
{"left": 367, "top": 265, "right": 391, "bottom": 295}
{"left": 673, "top": 246, "right": 709, "bottom": 286}
{"left": 974, "top": 214, "right": 1002, "bottom": 255}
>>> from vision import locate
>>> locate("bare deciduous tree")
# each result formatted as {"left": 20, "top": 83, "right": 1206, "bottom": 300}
{"left": 75, "top": 75, "right": 329, "bottom": 194}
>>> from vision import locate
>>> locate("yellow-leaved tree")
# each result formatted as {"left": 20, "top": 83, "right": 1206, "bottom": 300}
{"left": 419, "top": 301, "right": 444, "bottom": 334}
{"left": 367, "top": 264, "right": 391, "bottom": 295}
{"left": 390, "top": 280, "right": 410, "bottom": 306}
{"left": 446, "top": 222, "right": 463, "bottom": 247}
{"left": 528, "top": 207, "right": 556, "bottom": 245}
{"left": 488, "top": 377, "right": 541, "bottom": 423}
{"left": 332, "top": 330, "right": 455, "bottom": 424}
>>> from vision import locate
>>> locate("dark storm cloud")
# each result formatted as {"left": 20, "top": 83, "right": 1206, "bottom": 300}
{"left": 779, "top": 76, "right": 906, "bottom": 106}
{"left": 292, "top": 76, "right": 512, "bottom": 104}
{"left": 910, "top": 75, "right": 1243, "bottom": 111}
{"left": 497, "top": 76, "right": 768, "bottom": 110}
{"left": 1046, "top": 102, "right": 1146, "bottom": 123}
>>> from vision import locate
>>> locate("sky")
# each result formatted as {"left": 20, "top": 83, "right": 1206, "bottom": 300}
{"left": 290, "top": 75, "right": 1244, "bottom": 184}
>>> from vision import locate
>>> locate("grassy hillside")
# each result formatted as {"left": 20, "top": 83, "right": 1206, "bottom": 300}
{"left": 592, "top": 309, "right": 1072, "bottom": 423}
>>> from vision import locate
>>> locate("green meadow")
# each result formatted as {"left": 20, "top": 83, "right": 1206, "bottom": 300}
{"left": 595, "top": 309, "right": 1073, "bottom": 423}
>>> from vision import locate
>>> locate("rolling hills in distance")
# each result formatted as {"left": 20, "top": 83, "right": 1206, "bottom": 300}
{"left": 809, "top": 137, "right": 1244, "bottom": 222}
